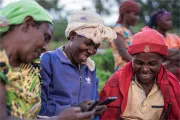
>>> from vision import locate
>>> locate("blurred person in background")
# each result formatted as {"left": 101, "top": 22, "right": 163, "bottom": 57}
{"left": 149, "top": 9, "right": 180, "bottom": 79}
{"left": 38, "top": 10, "right": 117, "bottom": 119}
{"left": 111, "top": 0, "right": 140, "bottom": 71}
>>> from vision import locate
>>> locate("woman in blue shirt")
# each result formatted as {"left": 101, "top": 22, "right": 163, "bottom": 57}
{"left": 39, "top": 10, "right": 117, "bottom": 119}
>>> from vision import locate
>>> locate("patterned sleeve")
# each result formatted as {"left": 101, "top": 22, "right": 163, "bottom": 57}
{"left": 113, "top": 26, "right": 125, "bottom": 38}
{"left": 0, "top": 50, "right": 10, "bottom": 84}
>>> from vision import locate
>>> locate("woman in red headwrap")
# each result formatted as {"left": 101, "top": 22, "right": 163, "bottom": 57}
{"left": 100, "top": 27, "right": 180, "bottom": 120}
{"left": 149, "top": 9, "right": 180, "bottom": 79}
{"left": 111, "top": 0, "right": 140, "bottom": 71}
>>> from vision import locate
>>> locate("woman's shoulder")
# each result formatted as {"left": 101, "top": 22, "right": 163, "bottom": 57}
{"left": 166, "top": 33, "right": 180, "bottom": 40}
{"left": 40, "top": 48, "right": 61, "bottom": 62}
{"left": 166, "top": 69, "right": 180, "bottom": 83}
{"left": 113, "top": 24, "right": 124, "bottom": 34}
{"left": 113, "top": 24, "right": 132, "bottom": 38}
{"left": 102, "top": 70, "right": 122, "bottom": 90}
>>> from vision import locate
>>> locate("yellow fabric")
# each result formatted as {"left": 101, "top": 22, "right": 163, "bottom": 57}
{"left": 0, "top": 50, "right": 41, "bottom": 119}
{"left": 65, "top": 11, "right": 117, "bottom": 44}
{"left": 164, "top": 33, "right": 180, "bottom": 49}
{"left": 122, "top": 78, "right": 164, "bottom": 120}
{"left": 111, "top": 24, "right": 133, "bottom": 70}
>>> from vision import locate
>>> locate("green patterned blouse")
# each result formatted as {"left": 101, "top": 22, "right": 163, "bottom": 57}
{"left": 0, "top": 50, "right": 41, "bottom": 119}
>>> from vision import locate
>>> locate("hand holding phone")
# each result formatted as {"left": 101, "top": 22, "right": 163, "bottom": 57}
{"left": 85, "top": 100, "right": 100, "bottom": 111}
{"left": 98, "top": 96, "right": 117, "bottom": 105}
{"left": 84, "top": 96, "right": 117, "bottom": 112}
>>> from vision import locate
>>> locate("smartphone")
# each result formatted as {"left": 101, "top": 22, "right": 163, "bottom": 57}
{"left": 98, "top": 96, "right": 117, "bottom": 105}
{"left": 85, "top": 100, "right": 100, "bottom": 111}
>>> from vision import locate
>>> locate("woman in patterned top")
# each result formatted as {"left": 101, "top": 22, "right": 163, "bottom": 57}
{"left": 0, "top": 1, "right": 96, "bottom": 120}
{"left": 149, "top": 9, "right": 180, "bottom": 79}
{"left": 0, "top": 0, "right": 53, "bottom": 119}
{"left": 111, "top": 0, "right": 140, "bottom": 71}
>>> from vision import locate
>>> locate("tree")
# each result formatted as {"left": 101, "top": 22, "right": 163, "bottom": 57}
{"left": 36, "top": 0, "right": 60, "bottom": 10}
{"left": 36, "top": 0, "right": 64, "bottom": 20}
{"left": 93, "top": 0, "right": 111, "bottom": 15}
{"left": 36, "top": 0, "right": 67, "bottom": 41}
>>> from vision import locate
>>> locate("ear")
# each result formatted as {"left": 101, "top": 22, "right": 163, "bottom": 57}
{"left": 22, "top": 16, "right": 35, "bottom": 32}
{"left": 69, "top": 31, "right": 77, "bottom": 42}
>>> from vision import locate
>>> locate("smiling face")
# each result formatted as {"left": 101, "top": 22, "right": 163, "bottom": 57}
{"left": 157, "top": 13, "right": 172, "bottom": 31}
{"left": 132, "top": 53, "right": 163, "bottom": 84}
{"left": 69, "top": 32, "right": 100, "bottom": 65}
{"left": 18, "top": 21, "right": 53, "bottom": 63}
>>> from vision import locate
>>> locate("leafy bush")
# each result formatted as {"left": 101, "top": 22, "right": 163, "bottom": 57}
{"left": 91, "top": 49, "right": 114, "bottom": 92}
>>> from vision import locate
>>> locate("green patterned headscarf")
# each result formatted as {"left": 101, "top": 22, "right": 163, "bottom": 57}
{"left": 0, "top": 0, "right": 53, "bottom": 33}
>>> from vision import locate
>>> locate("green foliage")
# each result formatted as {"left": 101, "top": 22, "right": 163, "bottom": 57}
{"left": 93, "top": 0, "right": 111, "bottom": 15}
{"left": 131, "top": 23, "right": 145, "bottom": 33}
{"left": 91, "top": 49, "right": 114, "bottom": 92}
{"left": 102, "top": 49, "right": 114, "bottom": 72}
{"left": 52, "top": 19, "right": 68, "bottom": 41}
{"left": 96, "top": 69, "right": 112, "bottom": 91}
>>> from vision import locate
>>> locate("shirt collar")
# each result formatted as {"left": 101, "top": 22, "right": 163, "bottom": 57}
{"left": 133, "top": 74, "right": 157, "bottom": 89}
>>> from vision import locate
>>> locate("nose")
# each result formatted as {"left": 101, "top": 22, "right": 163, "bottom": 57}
{"left": 88, "top": 46, "right": 97, "bottom": 55}
{"left": 42, "top": 45, "right": 48, "bottom": 53}
{"left": 141, "top": 64, "right": 150, "bottom": 73}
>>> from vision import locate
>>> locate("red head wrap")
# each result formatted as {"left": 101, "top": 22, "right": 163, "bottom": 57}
{"left": 128, "top": 26, "right": 168, "bottom": 56}
{"left": 118, "top": 0, "right": 140, "bottom": 23}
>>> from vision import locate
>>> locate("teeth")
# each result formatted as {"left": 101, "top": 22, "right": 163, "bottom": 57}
{"left": 142, "top": 74, "right": 150, "bottom": 77}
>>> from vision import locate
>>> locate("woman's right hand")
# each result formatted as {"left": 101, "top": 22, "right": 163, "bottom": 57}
{"left": 76, "top": 100, "right": 94, "bottom": 112}
{"left": 56, "top": 107, "right": 95, "bottom": 120}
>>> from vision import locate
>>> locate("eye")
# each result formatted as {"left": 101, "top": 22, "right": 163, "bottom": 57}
{"left": 44, "top": 34, "right": 50, "bottom": 43}
{"left": 85, "top": 42, "right": 91, "bottom": 46}
{"left": 148, "top": 61, "right": 158, "bottom": 66}
{"left": 134, "top": 60, "right": 143, "bottom": 66}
